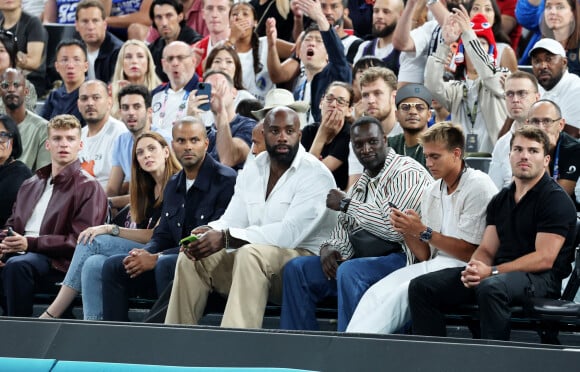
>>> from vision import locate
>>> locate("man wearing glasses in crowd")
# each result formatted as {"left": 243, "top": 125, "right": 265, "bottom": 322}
{"left": 41, "top": 39, "right": 88, "bottom": 126}
{"left": 526, "top": 99, "right": 580, "bottom": 198}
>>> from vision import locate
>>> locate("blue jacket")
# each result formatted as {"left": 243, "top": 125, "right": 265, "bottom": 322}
{"left": 41, "top": 84, "right": 84, "bottom": 126}
{"left": 296, "top": 27, "right": 352, "bottom": 123}
{"left": 144, "top": 154, "right": 237, "bottom": 255}
{"left": 516, "top": 0, "right": 543, "bottom": 65}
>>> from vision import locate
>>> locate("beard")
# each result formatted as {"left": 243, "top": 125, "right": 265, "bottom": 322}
{"left": 266, "top": 142, "right": 299, "bottom": 167}
{"left": 372, "top": 22, "right": 397, "bottom": 38}
{"left": 2, "top": 95, "right": 23, "bottom": 111}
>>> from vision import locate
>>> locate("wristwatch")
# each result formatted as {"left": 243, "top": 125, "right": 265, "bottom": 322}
{"left": 427, "top": 0, "right": 438, "bottom": 6}
{"left": 339, "top": 198, "right": 351, "bottom": 213}
{"left": 110, "top": 224, "right": 120, "bottom": 236}
{"left": 419, "top": 227, "right": 433, "bottom": 242}
{"left": 491, "top": 266, "right": 499, "bottom": 276}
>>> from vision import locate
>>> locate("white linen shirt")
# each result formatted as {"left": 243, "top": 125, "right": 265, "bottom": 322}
{"left": 209, "top": 146, "right": 338, "bottom": 254}
{"left": 488, "top": 127, "right": 515, "bottom": 190}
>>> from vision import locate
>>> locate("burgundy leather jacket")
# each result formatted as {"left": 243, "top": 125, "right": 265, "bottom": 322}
{"left": 6, "top": 160, "right": 107, "bottom": 272}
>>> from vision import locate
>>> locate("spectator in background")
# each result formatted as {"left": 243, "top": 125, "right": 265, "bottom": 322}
{"left": 193, "top": 0, "right": 232, "bottom": 78}
{"left": 105, "top": 0, "right": 152, "bottom": 41}
{"left": 75, "top": 0, "right": 123, "bottom": 83}
{"left": 0, "top": 114, "right": 107, "bottom": 317}
{"left": 146, "top": 0, "right": 209, "bottom": 44}
{"left": 227, "top": 2, "right": 293, "bottom": 104}
{"left": 389, "top": 83, "right": 432, "bottom": 168}
{"left": 301, "top": 81, "right": 353, "bottom": 190}
{"left": 43, "top": 0, "right": 112, "bottom": 24}
{"left": 252, "top": 0, "right": 294, "bottom": 42}
{"left": 250, "top": 119, "right": 265, "bottom": 156}
{"left": 0, "top": 34, "right": 36, "bottom": 115}
{"left": 489, "top": 71, "right": 540, "bottom": 190}
{"left": 77, "top": 80, "right": 128, "bottom": 189}
{"left": 1, "top": 68, "right": 50, "bottom": 171}
{"left": 41, "top": 39, "right": 88, "bottom": 126}
{"left": 39, "top": 131, "right": 181, "bottom": 320}
{"left": 353, "top": 0, "right": 404, "bottom": 75}
{"left": 425, "top": 9, "right": 507, "bottom": 154}
{"left": 235, "top": 98, "right": 263, "bottom": 119}
{"left": 529, "top": 38, "right": 580, "bottom": 137}
{"left": 351, "top": 57, "right": 386, "bottom": 120}
{"left": 0, "top": 0, "right": 48, "bottom": 97}
{"left": 0, "top": 115, "right": 32, "bottom": 227}
{"left": 527, "top": 99, "right": 580, "bottom": 197}
{"left": 149, "top": 0, "right": 202, "bottom": 83}
{"left": 345, "top": 0, "right": 374, "bottom": 39}
{"left": 110, "top": 40, "right": 161, "bottom": 119}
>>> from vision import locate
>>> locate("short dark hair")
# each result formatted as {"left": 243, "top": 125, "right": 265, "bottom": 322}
{"left": 353, "top": 57, "right": 387, "bottom": 77}
{"left": 76, "top": 0, "right": 106, "bottom": 20}
{"left": 420, "top": 121, "right": 465, "bottom": 155}
{"left": 56, "top": 39, "right": 88, "bottom": 61}
{"left": 0, "top": 114, "right": 22, "bottom": 159}
{"left": 302, "top": 23, "right": 321, "bottom": 41}
{"left": 510, "top": 125, "right": 551, "bottom": 156}
{"left": 203, "top": 69, "right": 234, "bottom": 86}
{"left": 118, "top": 84, "right": 152, "bottom": 108}
{"left": 236, "top": 99, "right": 263, "bottom": 119}
{"left": 350, "top": 115, "right": 384, "bottom": 135}
{"left": 150, "top": 0, "right": 184, "bottom": 27}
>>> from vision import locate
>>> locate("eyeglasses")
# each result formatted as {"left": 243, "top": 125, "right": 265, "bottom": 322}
{"left": 505, "top": 90, "right": 531, "bottom": 99}
{"left": 528, "top": 117, "right": 561, "bottom": 127}
{"left": 163, "top": 54, "right": 192, "bottom": 63}
{"left": 0, "top": 81, "right": 22, "bottom": 89}
{"left": 0, "top": 131, "right": 13, "bottom": 144}
{"left": 57, "top": 59, "right": 85, "bottom": 66}
{"left": 399, "top": 102, "right": 428, "bottom": 112}
{"left": 323, "top": 94, "right": 349, "bottom": 107}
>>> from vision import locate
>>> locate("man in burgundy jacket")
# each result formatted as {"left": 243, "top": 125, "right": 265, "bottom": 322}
{"left": 0, "top": 114, "right": 107, "bottom": 317}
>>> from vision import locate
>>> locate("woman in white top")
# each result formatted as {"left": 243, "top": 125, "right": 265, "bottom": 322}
{"left": 226, "top": 2, "right": 294, "bottom": 103}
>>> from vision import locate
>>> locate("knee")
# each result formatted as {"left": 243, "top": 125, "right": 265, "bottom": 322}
{"left": 101, "top": 255, "right": 127, "bottom": 277}
{"left": 336, "top": 259, "right": 359, "bottom": 281}
{"left": 2, "top": 257, "right": 32, "bottom": 279}
{"left": 408, "top": 276, "right": 428, "bottom": 302}
{"left": 476, "top": 275, "right": 508, "bottom": 300}
{"left": 283, "top": 256, "right": 311, "bottom": 277}
{"left": 156, "top": 254, "right": 177, "bottom": 272}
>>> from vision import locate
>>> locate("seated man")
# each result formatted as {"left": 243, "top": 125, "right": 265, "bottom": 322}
{"left": 101, "top": 116, "right": 237, "bottom": 321}
{"left": 164, "top": 106, "right": 338, "bottom": 328}
{"left": 0, "top": 114, "right": 107, "bottom": 317}
{"left": 347, "top": 122, "right": 497, "bottom": 334}
{"left": 408, "top": 126, "right": 578, "bottom": 340}
{"left": 280, "top": 116, "right": 433, "bottom": 332}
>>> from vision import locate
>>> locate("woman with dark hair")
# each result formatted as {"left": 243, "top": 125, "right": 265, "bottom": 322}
{"left": 465, "top": 0, "right": 518, "bottom": 71}
{"left": 0, "top": 115, "right": 32, "bottom": 227}
{"left": 226, "top": 2, "right": 294, "bottom": 103}
{"left": 40, "top": 132, "right": 181, "bottom": 320}
{"left": 0, "top": 35, "right": 36, "bottom": 114}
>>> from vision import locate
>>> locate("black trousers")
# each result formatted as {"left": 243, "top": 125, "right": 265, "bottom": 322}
{"left": 408, "top": 267, "right": 560, "bottom": 340}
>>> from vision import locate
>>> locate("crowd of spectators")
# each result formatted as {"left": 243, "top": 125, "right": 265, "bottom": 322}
{"left": 0, "top": 0, "right": 579, "bottom": 343}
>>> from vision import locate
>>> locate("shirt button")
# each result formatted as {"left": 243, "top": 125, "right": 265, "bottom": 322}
{"left": 201, "top": 215, "right": 204, "bottom": 220}
{"left": 165, "top": 212, "right": 169, "bottom": 217}
{"left": 177, "top": 223, "right": 181, "bottom": 227}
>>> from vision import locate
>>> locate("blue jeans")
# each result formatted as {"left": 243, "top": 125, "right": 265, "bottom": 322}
{"left": 62, "top": 234, "right": 144, "bottom": 320}
{"left": 102, "top": 253, "right": 178, "bottom": 321}
{"left": 280, "top": 252, "right": 406, "bottom": 331}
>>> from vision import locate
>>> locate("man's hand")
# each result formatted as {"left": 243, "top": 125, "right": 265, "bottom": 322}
{"left": 293, "top": 0, "right": 329, "bottom": 30}
{"left": 441, "top": 9, "right": 462, "bottom": 46}
{"left": 123, "top": 249, "right": 158, "bottom": 278}
{"left": 461, "top": 259, "right": 491, "bottom": 288}
{"left": 320, "top": 245, "right": 344, "bottom": 280}
{"left": 0, "top": 230, "right": 27, "bottom": 254}
{"left": 184, "top": 229, "right": 224, "bottom": 261}
{"left": 390, "top": 209, "right": 424, "bottom": 237}
{"left": 291, "top": 0, "right": 303, "bottom": 19}
{"left": 187, "top": 90, "right": 210, "bottom": 117}
{"left": 326, "top": 189, "right": 347, "bottom": 211}
{"left": 211, "top": 77, "right": 229, "bottom": 119}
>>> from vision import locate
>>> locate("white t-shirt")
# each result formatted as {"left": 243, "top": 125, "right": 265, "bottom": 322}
{"left": 539, "top": 70, "right": 580, "bottom": 129}
{"left": 80, "top": 117, "right": 128, "bottom": 189}
{"left": 354, "top": 40, "right": 394, "bottom": 64}
{"left": 87, "top": 49, "right": 99, "bottom": 81}
{"left": 237, "top": 37, "right": 274, "bottom": 104}
{"left": 24, "top": 179, "right": 54, "bottom": 237}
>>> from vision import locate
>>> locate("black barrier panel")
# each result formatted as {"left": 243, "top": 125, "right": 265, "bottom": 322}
{"left": 0, "top": 318, "right": 579, "bottom": 372}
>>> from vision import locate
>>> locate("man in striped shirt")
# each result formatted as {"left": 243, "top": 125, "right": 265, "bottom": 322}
{"left": 280, "top": 115, "right": 433, "bottom": 331}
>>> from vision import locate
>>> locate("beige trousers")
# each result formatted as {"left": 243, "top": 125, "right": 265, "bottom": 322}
{"left": 165, "top": 244, "right": 313, "bottom": 328}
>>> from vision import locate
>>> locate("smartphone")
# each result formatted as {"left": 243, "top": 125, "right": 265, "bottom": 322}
{"left": 388, "top": 202, "right": 399, "bottom": 209}
{"left": 179, "top": 234, "right": 199, "bottom": 246}
{"left": 196, "top": 82, "right": 212, "bottom": 111}
{"left": 7, "top": 227, "right": 14, "bottom": 236}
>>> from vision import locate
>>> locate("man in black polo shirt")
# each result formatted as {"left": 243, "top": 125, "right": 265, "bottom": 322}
{"left": 527, "top": 99, "right": 580, "bottom": 199}
{"left": 408, "top": 126, "right": 577, "bottom": 341}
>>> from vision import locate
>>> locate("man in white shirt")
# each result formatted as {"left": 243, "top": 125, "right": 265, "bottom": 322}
{"left": 488, "top": 71, "right": 540, "bottom": 190}
{"left": 165, "top": 106, "right": 338, "bottom": 328}
{"left": 151, "top": 41, "right": 201, "bottom": 138}
{"left": 78, "top": 80, "right": 128, "bottom": 189}
{"left": 530, "top": 38, "right": 580, "bottom": 138}
{"left": 346, "top": 122, "right": 497, "bottom": 334}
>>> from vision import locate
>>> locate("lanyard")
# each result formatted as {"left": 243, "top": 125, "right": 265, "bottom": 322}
{"left": 159, "top": 88, "right": 190, "bottom": 125}
{"left": 463, "top": 85, "right": 478, "bottom": 131}
{"left": 552, "top": 134, "right": 562, "bottom": 181}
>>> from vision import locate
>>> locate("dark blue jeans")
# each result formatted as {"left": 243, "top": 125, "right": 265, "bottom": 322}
{"left": 1, "top": 252, "right": 61, "bottom": 316}
{"left": 101, "top": 253, "right": 178, "bottom": 321}
{"left": 280, "top": 252, "right": 406, "bottom": 331}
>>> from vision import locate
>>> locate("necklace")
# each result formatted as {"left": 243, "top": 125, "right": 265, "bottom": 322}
{"left": 403, "top": 143, "right": 420, "bottom": 158}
